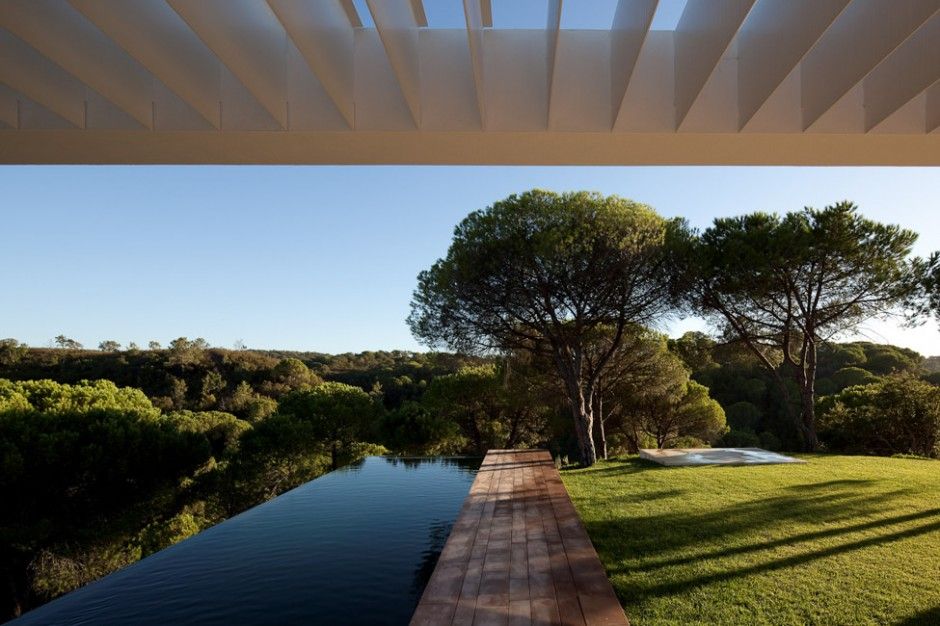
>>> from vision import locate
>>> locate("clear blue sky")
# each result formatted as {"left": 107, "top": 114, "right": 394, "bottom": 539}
{"left": 2, "top": 166, "right": 939, "bottom": 355}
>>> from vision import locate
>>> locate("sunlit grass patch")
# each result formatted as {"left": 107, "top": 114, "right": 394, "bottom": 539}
{"left": 562, "top": 455, "right": 940, "bottom": 626}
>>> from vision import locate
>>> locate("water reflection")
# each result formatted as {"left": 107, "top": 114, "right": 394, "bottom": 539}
{"left": 410, "top": 519, "right": 454, "bottom": 598}
{"left": 13, "top": 457, "right": 480, "bottom": 626}
{"left": 383, "top": 455, "right": 481, "bottom": 474}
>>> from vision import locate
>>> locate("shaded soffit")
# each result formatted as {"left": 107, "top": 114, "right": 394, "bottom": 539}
{"left": 0, "top": 0, "right": 939, "bottom": 165}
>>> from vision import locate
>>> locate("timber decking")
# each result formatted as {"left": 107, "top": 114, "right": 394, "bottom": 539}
{"left": 410, "top": 450, "right": 629, "bottom": 626}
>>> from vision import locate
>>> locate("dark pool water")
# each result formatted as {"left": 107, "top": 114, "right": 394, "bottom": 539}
{"left": 14, "top": 456, "right": 480, "bottom": 626}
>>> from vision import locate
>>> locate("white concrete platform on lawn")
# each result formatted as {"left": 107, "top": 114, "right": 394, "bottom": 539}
{"left": 640, "top": 448, "right": 805, "bottom": 467}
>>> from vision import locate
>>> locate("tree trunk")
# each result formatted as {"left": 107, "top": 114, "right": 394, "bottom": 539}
{"left": 799, "top": 340, "right": 820, "bottom": 452}
{"left": 469, "top": 415, "right": 485, "bottom": 455}
{"left": 595, "top": 396, "right": 608, "bottom": 460}
{"left": 567, "top": 387, "right": 597, "bottom": 467}
{"left": 766, "top": 366, "right": 804, "bottom": 449}
{"left": 555, "top": 351, "right": 597, "bottom": 466}
{"left": 626, "top": 425, "right": 640, "bottom": 454}
{"left": 574, "top": 408, "right": 597, "bottom": 466}
{"left": 505, "top": 410, "right": 521, "bottom": 449}
{"left": 331, "top": 442, "right": 338, "bottom": 470}
{"left": 3, "top": 553, "right": 28, "bottom": 621}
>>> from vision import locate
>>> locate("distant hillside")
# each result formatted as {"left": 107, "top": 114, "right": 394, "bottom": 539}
{"left": 669, "top": 335, "right": 929, "bottom": 450}
{"left": 923, "top": 355, "right": 940, "bottom": 373}
{"left": 0, "top": 341, "right": 483, "bottom": 419}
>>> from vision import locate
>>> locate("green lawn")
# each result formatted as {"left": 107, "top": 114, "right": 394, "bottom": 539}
{"left": 561, "top": 455, "right": 940, "bottom": 626}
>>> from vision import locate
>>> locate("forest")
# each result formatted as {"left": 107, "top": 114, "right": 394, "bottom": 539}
{"left": 1, "top": 334, "right": 936, "bottom": 620}
{"left": 5, "top": 192, "right": 940, "bottom": 621}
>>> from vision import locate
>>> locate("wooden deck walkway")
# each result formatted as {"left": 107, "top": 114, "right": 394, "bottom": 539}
{"left": 411, "top": 450, "right": 629, "bottom": 626}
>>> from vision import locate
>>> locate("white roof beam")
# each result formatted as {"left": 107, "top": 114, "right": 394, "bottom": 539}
{"left": 0, "top": 29, "right": 85, "bottom": 127}
{"left": 0, "top": 0, "right": 154, "bottom": 129}
{"left": 339, "top": 0, "right": 363, "bottom": 28}
{"left": 462, "top": 0, "right": 486, "bottom": 127}
{"left": 801, "top": 0, "right": 940, "bottom": 130}
{"left": 546, "top": 0, "right": 562, "bottom": 126}
{"left": 737, "top": 0, "right": 850, "bottom": 130}
{"left": 481, "top": 0, "right": 493, "bottom": 28}
{"left": 928, "top": 81, "right": 940, "bottom": 133}
{"left": 0, "top": 85, "right": 18, "bottom": 128}
{"left": 366, "top": 0, "right": 422, "bottom": 126}
{"left": 863, "top": 12, "right": 940, "bottom": 131}
{"left": 0, "top": 29, "right": 86, "bottom": 128}
{"left": 409, "top": 0, "right": 428, "bottom": 27}
{"left": 167, "top": 0, "right": 289, "bottom": 129}
{"left": 68, "top": 0, "right": 221, "bottom": 129}
{"left": 267, "top": 0, "right": 356, "bottom": 128}
{"left": 610, "top": 0, "right": 658, "bottom": 128}
{"left": 674, "top": 0, "right": 756, "bottom": 129}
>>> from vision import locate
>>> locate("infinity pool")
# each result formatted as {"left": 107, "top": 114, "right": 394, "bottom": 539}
{"left": 14, "top": 456, "right": 480, "bottom": 626}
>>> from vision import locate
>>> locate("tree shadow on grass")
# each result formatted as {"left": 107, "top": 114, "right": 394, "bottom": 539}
{"left": 781, "top": 478, "right": 877, "bottom": 490}
{"left": 580, "top": 477, "right": 938, "bottom": 604}
{"left": 585, "top": 485, "right": 904, "bottom": 544}
{"left": 897, "top": 606, "right": 940, "bottom": 625}
{"left": 636, "top": 506, "right": 940, "bottom": 572}
{"left": 611, "top": 515, "right": 940, "bottom": 602}
{"left": 569, "top": 487, "right": 688, "bottom": 507}
{"left": 573, "top": 457, "right": 669, "bottom": 476}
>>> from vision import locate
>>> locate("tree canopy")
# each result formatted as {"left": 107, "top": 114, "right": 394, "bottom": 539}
{"left": 592, "top": 329, "right": 726, "bottom": 452}
{"left": 684, "top": 201, "right": 920, "bottom": 450}
{"left": 409, "top": 190, "right": 682, "bottom": 465}
{"left": 277, "top": 382, "right": 380, "bottom": 469}
{"left": 818, "top": 376, "right": 940, "bottom": 458}
{"left": 421, "top": 363, "right": 550, "bottom": 454}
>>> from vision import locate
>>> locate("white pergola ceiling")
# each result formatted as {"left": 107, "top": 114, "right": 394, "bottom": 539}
{"left": 0, "top": 0, "right": 938, "bottom": 164}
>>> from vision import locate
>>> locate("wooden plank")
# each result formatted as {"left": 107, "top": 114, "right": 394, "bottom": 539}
{"left": 411, "top": 450, "right": 628, "bottom": 625}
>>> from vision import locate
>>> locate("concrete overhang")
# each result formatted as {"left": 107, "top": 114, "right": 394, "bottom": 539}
{"left": 1, "top": 0, "right": 938, "bottom": 165}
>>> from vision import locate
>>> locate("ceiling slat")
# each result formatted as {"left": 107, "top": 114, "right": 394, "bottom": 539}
{"left": 863, "top": 12, "right": 940, "bottom": 131}
{"left": 267, "top": 0, "right": 356, "bottom": 128}
{"left": 546, "top": 0, "right": 562, "bottom": 126}
{"left": 801, "top": 0, "right": 940, "bottom": 130}
{"left": 737, "top": 0, "right": 850, "bottom": 130}
{"left": 68, "top": 0, "right": 221, "bottom": 129}
{"left": 928, "top": 81, "right": 940, "bottom": 132}
{"left": 610, "top": 0, "right": 658, "bottom": 128}
{"left": 674, "top": 0, "right": 756, "bottom": 129}
{"left": 0, "top": 84, "right": 19, "bottom": 128}
{"left": 0, "top": 0, "right": 153, "bottom": 128}
{"left": 0, "top": 29, "right": 84, "bottom": 127}
{"left": 462, "top": 0, "right": 486, "bottom": 127}
{"left": 366, "top": 0, "right": 422, "bottom": 126}
{"left": 167, "top": 0, "right": 289, "bottom": 129}
{"left": 409, "top": 0, "right": 428, "bottom": 27}
{"left": 480, "top": 0, "right": 493, "bottom": 28}
{"left": 339, "top": 0, "right": 362, "bottom": 28}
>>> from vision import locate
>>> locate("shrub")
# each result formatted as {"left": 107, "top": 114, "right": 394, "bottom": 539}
{"left": 819, "top": 376, "right": 940, "bottom": 458}
{"left": 923, "top": 372, "right": 940, "bottom": 386}
{"left": 719, "top": 429, "right": 761, "bottom": 448}
{"left": 814, "top": 378, "right": 837, "bottom": 397}
{"left": 670, "top": 436, "right": 708, "bottom": 449}
{"left": 832, "top": 366, "right": 880, "bottom": 391}
{"left": 379, "top": 401, "right": 464, "bottom": 455}
{"left": 864, "top": 346, "right": 921, "bottom": 375}
{"left": 758, "top": 431, "right": 782, "bottom": 451}
{"left": 725, "top": 401, "right": 761, "bottom": 431}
